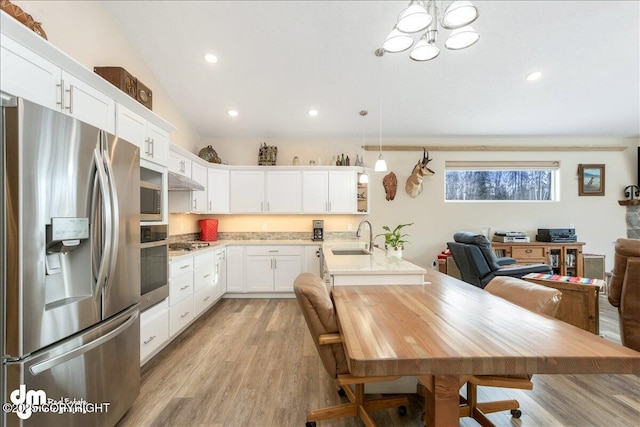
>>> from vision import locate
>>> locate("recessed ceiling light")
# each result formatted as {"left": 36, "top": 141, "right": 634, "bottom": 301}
{"left": 308, "top": 109, "right": 319, "bottom": 117}
{"left": 204, "top": 53, "right": 218, "bottom": 64}
{"left": 526, "top": 71, "right": 542, "bottom": 81}
{"left": 227, "top": 110, "right": 238, "bottom": 117}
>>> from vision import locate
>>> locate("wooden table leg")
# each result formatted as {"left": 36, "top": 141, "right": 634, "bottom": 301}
{"left": 421, "top": 375, "right": 461, "bottom": 427}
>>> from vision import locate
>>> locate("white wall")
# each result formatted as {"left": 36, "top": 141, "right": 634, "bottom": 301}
{"left": 17, "top": 1, "right": 638, "bottom": 271}
{"left": 201, "top": 136, "right": 638, "bottom": 271}
{"left": 16, "top": 0, "right": 200, "bottom": 150}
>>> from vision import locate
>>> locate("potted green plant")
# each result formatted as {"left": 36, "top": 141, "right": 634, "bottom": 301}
{"left": 376, "top": 223, "right": 413, "bottom": 259}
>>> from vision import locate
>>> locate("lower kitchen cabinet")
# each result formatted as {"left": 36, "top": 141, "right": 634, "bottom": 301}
{"left": 244, "top": 246, "right": 302, "bottom": 293}
{"left": 194, "top": 286, "right": 216, "bottom": 317}
{"left": 225, "top": 246, "right": 246, "bottom": 292}
{"left": 140, "top": 298, "right": 169, "bottom": 365}
{"left": 170, "top": 296, "right": 194, "bottom": 337}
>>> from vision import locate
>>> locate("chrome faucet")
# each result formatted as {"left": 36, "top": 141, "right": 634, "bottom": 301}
{"left": 356, "top": 220, "right": 373, "bottom": 252}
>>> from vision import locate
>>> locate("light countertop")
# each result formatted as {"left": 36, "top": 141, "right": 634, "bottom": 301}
{"left": 168, "top": 239, "right": 326, "bottom": 261}
{"left": 322, "top": 241, "right": 426, "bottom": 277}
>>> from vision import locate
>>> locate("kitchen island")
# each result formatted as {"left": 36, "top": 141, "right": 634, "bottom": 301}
{"left": 323, "top": 241, "right": 426, "bottom": 286}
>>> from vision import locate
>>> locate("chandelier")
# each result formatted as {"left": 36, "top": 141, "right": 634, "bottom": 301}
{"left": 377, "top": 0, "right": 480, "bottom": 62}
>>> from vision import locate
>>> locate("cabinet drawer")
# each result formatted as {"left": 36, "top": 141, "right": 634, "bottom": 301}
{"left": 140, "top": 309, "right": 169, "bottom": 363}
{"left": 140, "top": 298, "right": 168, "bottom": 323}
{"left": 170, "top": 296, "right": 194, "bottom": 337}
{"left": 194, "top": 249, "right": 215, "bottom": 268}
{"left": 193, "top": 264, "right": 215, "bottom": 292}
{"left": 245, "top": 245, "right": 302, "bottom": 256}
{"left": 170, "top": 257, "right": 194, "bottom": 276}
{"left": 169, "top": 270, "right": 193, "bottom": 305}
{"left": 194, "top": 286, "right": 216, "bottom": 317}
{"left": 512, "top": 246, "right": 546, "bottom": 260}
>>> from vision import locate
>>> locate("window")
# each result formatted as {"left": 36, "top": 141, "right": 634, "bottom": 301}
{"left": 445, "top": 161, "right": 560, "bottom": 201}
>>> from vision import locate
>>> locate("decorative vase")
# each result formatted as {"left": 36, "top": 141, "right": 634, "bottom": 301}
{"left": 386, "top": 245, "right": 403, "bottom": 259}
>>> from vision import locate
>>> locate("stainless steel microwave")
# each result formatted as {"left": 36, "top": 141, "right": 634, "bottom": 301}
{"left": 140, "top": 180, "right": 162, "bottom": 221}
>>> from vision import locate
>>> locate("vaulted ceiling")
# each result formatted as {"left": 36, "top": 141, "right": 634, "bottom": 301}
{"left": 104, "top": 1, "right": 640, "bottom": 139}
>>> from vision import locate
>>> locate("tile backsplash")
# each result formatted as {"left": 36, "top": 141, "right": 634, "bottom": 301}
{"left": 169, "top": 231, "right": 358, "bottom": 243}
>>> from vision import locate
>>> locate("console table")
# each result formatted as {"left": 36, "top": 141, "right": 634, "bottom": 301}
{"left": 492, "top": 241, "right": 585, "bottom": 277}
{"left": 522, "top": 273, "right": 604, "bottom": 334}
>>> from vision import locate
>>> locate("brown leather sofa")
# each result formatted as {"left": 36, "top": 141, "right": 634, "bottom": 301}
{"left": 608, "top": 238, "right": 640, "bottom": 351}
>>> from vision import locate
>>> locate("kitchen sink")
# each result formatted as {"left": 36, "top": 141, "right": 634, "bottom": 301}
{"left": 331, "top": 248, "right": 371, "bottom": 256}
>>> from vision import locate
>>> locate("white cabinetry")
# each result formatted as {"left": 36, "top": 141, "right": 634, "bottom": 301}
{"left": 193, "top": 249, "right": 217, "bottom": 317}
{"left": 303, "top": 245, "right": 322, "bottom": 276}
{"left": 1, "top": 36, "right": 115, "bottom": 133}
{"left": 191, "top": 162, "right": 208, "bottom": 213}
{"left": 140, "top": 299, "right": 169, "bottom": 365}
{"left": 169, "top": 256, "right": 194, "bottom": 336}
{"left": 225, "top": 246, "right": 245, "bottom": 292}
{"left": 229, "top": 170, "right": 301, "bottom": 213}
{"left": 216, "top": 248, "right": 227, "bottom": 296}
{"left": 265, "top": 171, "right": 301, "bottom": 213}
{"left": 229, "top": 170, "right": 264, "bottom": 213}
{"left": 302, "top": 170, "right": 356, "bottom": 213}
{"left": 168, "top": 150, "right": 192, "bottom": 177}
{"left": 207, "top": 168, "right": 230, "bottom": 213}
{"left": 116, "top": 104, "right": 168, "bottom": 166}
{"left": 244, "top": 246, "right": 302, "bottom": 293}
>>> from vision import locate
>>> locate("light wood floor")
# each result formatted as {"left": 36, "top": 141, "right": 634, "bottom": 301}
{"left": 118, "top": 294, "right": 640, "bottom": 427}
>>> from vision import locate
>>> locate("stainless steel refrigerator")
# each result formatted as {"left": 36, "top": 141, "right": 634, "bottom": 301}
{"left": 1, "top": 95, "right": 141, "bottom": 426}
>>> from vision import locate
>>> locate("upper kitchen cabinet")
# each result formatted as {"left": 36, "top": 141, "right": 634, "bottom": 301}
{"left": 168, "top": 150, "right": 192, "bottom": 177}
{"left": 302, "top": 170, "right": 356, "bottom": 214}
{"left": 1, "top": 35, "right": 115, "bottom": 133}
{"left": 229, "top": 170, "right": 301, "bottom": 213}
{"left": 1, "top": 13, "right": 175, "bottom": 147}
{"left": 207, "top": 167, "right": 230, "bottom": 214}
{"left": 191, "top": 162, "right": 208, "bottom": 213}
{"left": 116, "top": 104, "right": 169, "bottom": 166}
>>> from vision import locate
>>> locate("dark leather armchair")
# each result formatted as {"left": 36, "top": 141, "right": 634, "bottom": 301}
{"left": 608, "top": 238, "right": 640, "bottom": 351}
{"left": 447, "top": 231, "right": 552, "bottom": 288}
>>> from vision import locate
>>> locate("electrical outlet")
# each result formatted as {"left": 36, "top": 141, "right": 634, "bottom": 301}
{"left": 261, "top": 223, "right": 267, "bottom": 231}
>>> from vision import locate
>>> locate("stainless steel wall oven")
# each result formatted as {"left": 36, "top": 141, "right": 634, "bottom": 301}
{"left": 140, "top": 225, "right": 169, "bottom": 310}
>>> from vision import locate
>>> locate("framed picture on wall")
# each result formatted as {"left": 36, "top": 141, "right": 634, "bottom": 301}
{"left": 578, "top": 164, "right": 605, "bottom": 196}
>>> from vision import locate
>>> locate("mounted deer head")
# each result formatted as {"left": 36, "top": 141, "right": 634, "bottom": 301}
{"left": 405, "top": 148, "right": 434, "bottom": 198}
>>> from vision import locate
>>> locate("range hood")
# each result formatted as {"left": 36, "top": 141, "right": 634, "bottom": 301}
{"left": 167, "top": 171, "right": 205, "bottom": 191}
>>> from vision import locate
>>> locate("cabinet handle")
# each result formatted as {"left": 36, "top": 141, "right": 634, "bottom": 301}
{"left": 149, "top": 138, "right": 155, "bottom": 157}
{"left": 144, "top": 137, "right": 152, "bottom": 155}
{"left": 203, "top": 274, "right": 211, "bottom": 278}
{"left": 65, "top": 85, "right": 74, "bottom": 113}
{"left": 274, "top": 258, "right": 277, "bottom": 269}
{"left": 143, "top": 335, "right": 156, "bottom": 345}
{"left": 193, "top": 198, "right": 197, "bottom": 210}
{"left": 328, "top": 201, "right": 332, "bottom": 212}
{"left": 180, "top": 311, "right": 190, "bottom": 318}
{"left": 209, "top": 201, "right": 212, "bottom": 211}
{"left": 525, "top": 249, "right": 532, "bottom": 254}
{"left": 203, "top": 296, "right": 211, "bottom": 301}
{"left": 180, "top": 264, "right": 190, "bottom": 269}
{"left": 56, "top": 80, "right": 64, "bottom": 109}
{"left": 270, "top": 258, "right": 274, "bottom": 269}
{"left": 180, "top": 285, "right": 190, "bottom": 290}
{"left": 268, "top": 250, "right": 279, "bottom": 253}
{"left": 180, "top": 160, "right": 185, "bottom": 173}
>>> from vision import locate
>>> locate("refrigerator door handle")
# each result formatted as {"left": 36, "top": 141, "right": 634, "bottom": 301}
{"left": 102, "top": 142, "right": 120, "bottom": 290}
{"left": 92, "top": 147, "right": 113, "bottom": 301}
{"left": 29, "top": 309, "right": 139, "bottom": 375}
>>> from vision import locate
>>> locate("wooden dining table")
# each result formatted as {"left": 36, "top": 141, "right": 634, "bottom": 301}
{"left": 332, "top": 270, "right": 640, "bottom": 427}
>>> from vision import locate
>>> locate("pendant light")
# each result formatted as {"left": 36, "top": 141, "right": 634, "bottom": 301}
{"left": 358, "top": 110, "right": 369, "bottom": 184}
{"left": 374, "top": 103, "right": 387, "bottom": 172}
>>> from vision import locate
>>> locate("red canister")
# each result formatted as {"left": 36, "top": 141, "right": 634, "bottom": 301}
{"left": 199, "top": 219, "right": 218, "bottom": 241}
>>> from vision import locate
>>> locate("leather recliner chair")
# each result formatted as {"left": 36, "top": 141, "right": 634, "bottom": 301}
{"left": 448, "top": 231, "right": 553, "bottom": 288}
{"left": 293, "top": 273, "right": 408, "bottom": 427}
{"left": 608, "top": 238, "right": 640, "bottom": 351}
